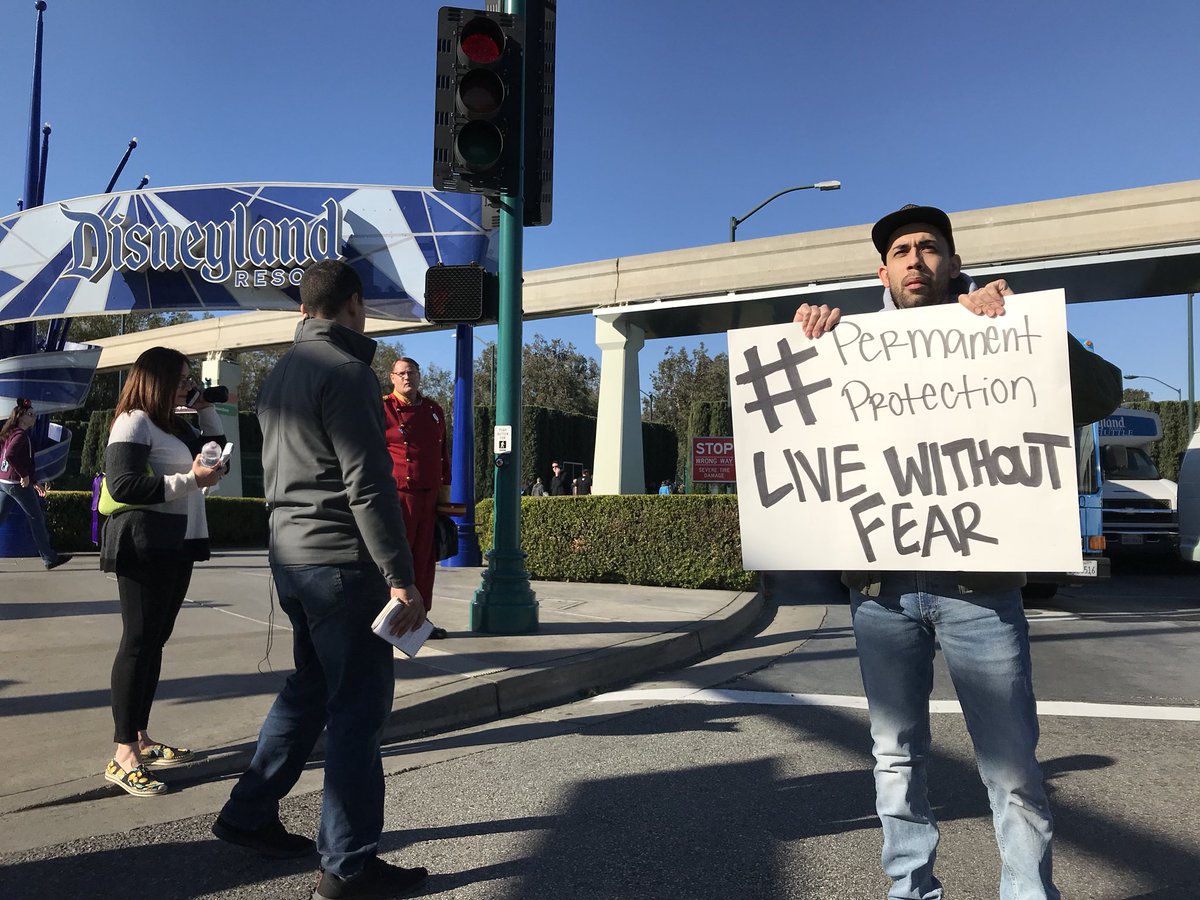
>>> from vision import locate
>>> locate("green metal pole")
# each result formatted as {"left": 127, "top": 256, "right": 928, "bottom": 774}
{"left": 471, "top": 0, "right": 539, "bottom": 633}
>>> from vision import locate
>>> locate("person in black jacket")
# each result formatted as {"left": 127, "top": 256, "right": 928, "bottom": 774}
{"left": 548, "top": 460, "right": 572, "bottom": 496}
{"left": 794, "top": 204, "right": 1120, "bottom": 900}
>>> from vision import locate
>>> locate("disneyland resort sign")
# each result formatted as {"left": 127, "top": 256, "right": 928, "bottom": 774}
{"left": 62, "top": 199, "right": 342, "bottom": 288}
{"left": 0, "top": 183, "right": 493, "bottom": 325}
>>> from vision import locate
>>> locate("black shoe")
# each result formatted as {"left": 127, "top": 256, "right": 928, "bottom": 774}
{"left": 427, "top": 624, "right": 448, "bottom": 640}
{"left": 45, "top": 554, "right": 72, "bottom": 570}
{"left": 212, "top": 814, "right": 315, "bottom": 859}
{"left": 313, "top": 856, "right": 429, "bottom": 899}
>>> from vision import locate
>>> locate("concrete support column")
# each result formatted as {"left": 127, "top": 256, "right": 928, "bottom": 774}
{"left": 593, "top": 315, "right": 645, "bottom": 495}
{"left": 200, "top": 353, "right": 243, "bottom": 497}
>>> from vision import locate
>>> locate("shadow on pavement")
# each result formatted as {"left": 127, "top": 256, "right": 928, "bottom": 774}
{"left": 0, "top": 599, "right": 123, "bottom": 620}
{"left": 0, "top": 700, "right": 1190, "bottom": 899}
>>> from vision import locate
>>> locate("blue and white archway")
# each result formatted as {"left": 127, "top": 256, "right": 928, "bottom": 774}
{"left": 0, "top": 182, "right": 494, "bottom": 326}
{"left": 0, "top": 182, "right": 494, "bottom": 482}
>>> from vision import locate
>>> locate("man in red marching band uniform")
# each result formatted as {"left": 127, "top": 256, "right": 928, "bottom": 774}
{"left": 383, "top": 357, "right": 452, "bottom": 638}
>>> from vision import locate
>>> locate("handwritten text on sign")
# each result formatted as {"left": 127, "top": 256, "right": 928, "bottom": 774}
{"left": 727, "top": 290, "right": 1082, "bottom": 572}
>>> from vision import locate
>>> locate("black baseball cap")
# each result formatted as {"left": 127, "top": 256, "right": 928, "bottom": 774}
{"left": 871, "top": 204, "right": 955, "bottom": 260}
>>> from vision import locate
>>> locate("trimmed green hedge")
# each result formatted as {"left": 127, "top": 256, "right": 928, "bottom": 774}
{"left": 44, "top": 491, "right": 97, "bottom": 551}
{"left": 43, "top": 491, "right": 755, "bottom": 592}
{"left": 43, "top": 491, "right": 269, "bottom": 551}
{"left": 475, "top": 494, "right": 754, "bottom": 591}
{"left": 205, "top": 496, "right": 270, "bottom": 547}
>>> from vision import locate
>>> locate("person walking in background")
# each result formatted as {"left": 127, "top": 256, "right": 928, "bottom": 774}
{"left": 101, "top": 348, "right": 225, "bottom": 796}
{"left": 548, "top": 460, "right": 571, "bottom": 496}
{"left": 530, "top": 477, "right": 546, "bottom": 496}
{"left": 384, "top": 357, "right": 452, "bottom": 639}
{"left": 213, "top": 260, "right": 429, "bottom": 899}
{"left": 658, "top": 480, "right": 672, "bottom": 496}
{"left": 575, "top": 468, "right": 592, "bottom": 495}
{"left": 0, "top": 398, "right": 72, "bottom": 570}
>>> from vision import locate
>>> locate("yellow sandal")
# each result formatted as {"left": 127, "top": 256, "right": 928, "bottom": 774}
{"left": 140, "top": 742, "right": 194, "bottom": 769}
{"left": 105, "top": 759, "right": 167, "bottom": 797}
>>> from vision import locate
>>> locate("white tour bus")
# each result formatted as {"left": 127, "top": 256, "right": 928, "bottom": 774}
{"left": 1098, "top": 408, "right": 1178, "bottom": 554}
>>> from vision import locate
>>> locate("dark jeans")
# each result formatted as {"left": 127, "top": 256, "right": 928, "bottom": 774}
{"left": 220, "top": 562, "right": 395, "bottom": 879}
{"left": 111, "top": 558, "right": 193, "bottom": 743}
{"left": 0, "top": 480, "right": 62, "bottom": 566}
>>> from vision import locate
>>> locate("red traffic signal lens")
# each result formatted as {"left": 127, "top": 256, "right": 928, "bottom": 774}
{"left": 458, "top": 69, "right": 504, "bottom": 116}
{"left": 456, "top": 121, "right": 503, "bottom": 170}
{"left": 459, "top": 17, "right": 504, "bottom": 64}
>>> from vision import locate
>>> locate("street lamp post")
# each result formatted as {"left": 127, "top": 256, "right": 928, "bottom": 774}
{"left": 1124, "top": 374, "right": 1182, "bottom": 401}
{"left": 729, "top": 180, "right": 841, "bottom": 242}
{"left": 639, "top": 389, "right": 654, "bottom": 422}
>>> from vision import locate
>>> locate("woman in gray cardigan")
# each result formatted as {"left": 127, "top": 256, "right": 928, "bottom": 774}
{"left": 101, "top": 346, "right": 224, "bottom": 797}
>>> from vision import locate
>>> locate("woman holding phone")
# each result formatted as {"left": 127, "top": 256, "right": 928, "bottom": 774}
{"left": 101, "top": 346, "right": 225, "bottom": 797}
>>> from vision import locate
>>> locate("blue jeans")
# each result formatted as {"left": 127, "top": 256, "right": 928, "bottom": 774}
{"left": 221, "top": 562, "right": 395, "bottom": 878}
{"left": 0, "top": 480, "right": 61, "bottom": 566}
{"left": 850, "top": 574, "right": 1059, "bottom": 900}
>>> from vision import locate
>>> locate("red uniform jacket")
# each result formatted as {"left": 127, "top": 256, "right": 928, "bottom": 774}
{"left": 383, "top": 393, "right": 450, "bottom": 493}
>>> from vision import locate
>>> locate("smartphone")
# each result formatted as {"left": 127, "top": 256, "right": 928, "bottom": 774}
{"left": 218, "top": 442, "right": 234, "bottom": 466}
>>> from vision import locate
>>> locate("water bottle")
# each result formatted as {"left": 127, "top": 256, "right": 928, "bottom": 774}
{"left": 199, "top": 441, "right": 222, "bottom": 468}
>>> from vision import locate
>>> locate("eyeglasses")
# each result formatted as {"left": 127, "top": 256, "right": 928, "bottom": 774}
{"left": 392, "top": 370, "right": 419, "bottom": 379}
{"left": 178, "top": 374, "right": 196, "bottom": 388}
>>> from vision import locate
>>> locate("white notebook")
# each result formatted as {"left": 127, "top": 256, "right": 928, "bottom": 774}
{"left": 370, "top": 600, "right": 434, "bottom": 657}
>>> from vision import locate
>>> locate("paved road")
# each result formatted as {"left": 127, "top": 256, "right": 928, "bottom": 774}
{"left": 2, "top": 564, "right": 1196, "bottom": 899}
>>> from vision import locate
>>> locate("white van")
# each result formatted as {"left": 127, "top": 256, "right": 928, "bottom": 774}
{"left": 1098, "top": 408, "right": 1178, "bottom": 554}
{"left": 1177, "top": 427, "right": 1200, "bottom": 562}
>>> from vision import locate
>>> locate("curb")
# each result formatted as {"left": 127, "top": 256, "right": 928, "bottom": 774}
{"left": 6, "top": 588, "right": 764, "bottom": 813}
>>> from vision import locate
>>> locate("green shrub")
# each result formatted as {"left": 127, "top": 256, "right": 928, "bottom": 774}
{"left": 475, "top": 494, "right": 754, "bottom": 590}
{"left": 204, "top": 496, "right": 270, "bottom": 547}
{"left": 44, "top": 491, "right": 268, "bottom": 551}
{"left": 44, "top": 491, "right": 97, "bottom": 551}
{"left": 80, "top": 408, "right": 114, "bottom": 478}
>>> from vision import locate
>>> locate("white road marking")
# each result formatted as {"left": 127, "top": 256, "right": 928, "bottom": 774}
{"left": 182, "top": 597, "right": 292, "bottom": 631}
{"left": 592, "top": 688, "right": 1200, "bottom": 722}
{"left": 1025, "top": 610, "right": 1079, "bottom": 621}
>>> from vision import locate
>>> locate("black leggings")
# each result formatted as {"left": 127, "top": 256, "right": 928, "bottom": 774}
{"left": 110, "top": 558, "right": 193, "bottom": 744}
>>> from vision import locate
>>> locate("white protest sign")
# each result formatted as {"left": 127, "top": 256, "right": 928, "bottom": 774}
{"left": 728, "top": 290, "right": 1082, "bottom": 572}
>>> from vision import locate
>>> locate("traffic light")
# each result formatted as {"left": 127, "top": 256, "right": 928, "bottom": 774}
{"left": 433, "top": 7, "right": 524, "bottom": 196}
{"left": 424, "top": 263, "right": 499, "bottom": 324}
{"left": 522, "top": 0, "right": 555, "bottom": 226}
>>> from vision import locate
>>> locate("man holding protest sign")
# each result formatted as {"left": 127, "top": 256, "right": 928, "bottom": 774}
{"left": 792, "top": 205, "right": 1120, "bottom": 900}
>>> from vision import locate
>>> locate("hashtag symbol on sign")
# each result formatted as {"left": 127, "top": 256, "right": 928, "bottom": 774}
{"left": 735, "top": 338, "right": 831, "bottom": 433}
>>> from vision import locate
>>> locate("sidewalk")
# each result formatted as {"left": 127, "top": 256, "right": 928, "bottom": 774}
{"left": 0, "top": 550, "right": 761, "bottom": 820}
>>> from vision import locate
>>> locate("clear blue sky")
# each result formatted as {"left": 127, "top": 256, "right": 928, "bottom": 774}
{"left": 1, "top": 0, "right": 1197, "bottom": 399}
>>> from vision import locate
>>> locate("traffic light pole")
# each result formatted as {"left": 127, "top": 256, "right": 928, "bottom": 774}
{"left": 471, "top": 0, "right": 539, "bottom": 633}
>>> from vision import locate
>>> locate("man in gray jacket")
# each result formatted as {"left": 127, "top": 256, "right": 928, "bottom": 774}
{"left": 212, "top": 260, "right": 429, "bottom": 899}
{"left": 795, "top": 205, "right": 1120, "bottom": 900}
